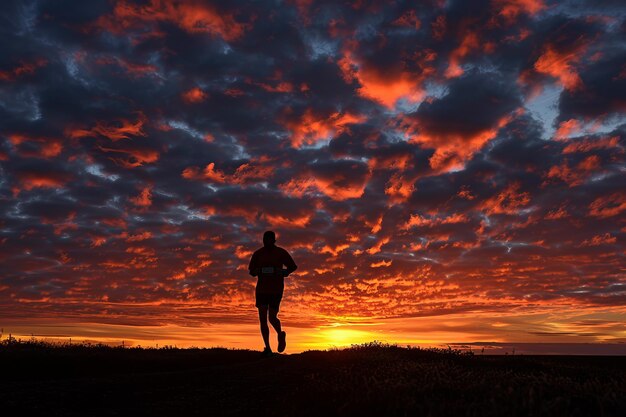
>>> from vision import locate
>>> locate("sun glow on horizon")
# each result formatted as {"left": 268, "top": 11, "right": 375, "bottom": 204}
{"left": 4, "top": 308, "right": 625, "bottom": 354}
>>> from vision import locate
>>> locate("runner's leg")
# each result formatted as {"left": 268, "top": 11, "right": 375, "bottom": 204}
{"left": 270, "top": 306, "right": 287, "bottom": 352}
{"left": 258, "top": 306, "right": 270, "bottom": 350}
{"left": 268, "top": 307, "right": 281, "bottom": 334}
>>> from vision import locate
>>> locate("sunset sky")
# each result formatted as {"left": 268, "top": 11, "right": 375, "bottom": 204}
{"left": 1, "top": 0, "right": 625, "bottom": 354}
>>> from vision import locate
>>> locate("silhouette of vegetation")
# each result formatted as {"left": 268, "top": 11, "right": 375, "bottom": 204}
{"left": 1, "top": 338, "right": 624, "bottom": 416}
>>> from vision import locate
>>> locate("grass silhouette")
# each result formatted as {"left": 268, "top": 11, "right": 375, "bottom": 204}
{"left": 1, "top": 338, "right": 624, "bottom": 416}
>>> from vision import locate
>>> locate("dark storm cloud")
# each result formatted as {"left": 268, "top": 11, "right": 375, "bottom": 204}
{"left": 0, "top": 0, "right": 624, "bottom": 336}
{"left": 558, "top": 0, "right": 626, "bottom": 14}
{"left": 487, "top": 114, "right": 550, "bottom": 170}
{"left": 290, "top": 58, "right": 360, "bottom": 106}
{"left": 411, "top": 71, "right": 522, "bottom": 137}
{"left": 558, "top": 49, "right": 626, "bottom": 123}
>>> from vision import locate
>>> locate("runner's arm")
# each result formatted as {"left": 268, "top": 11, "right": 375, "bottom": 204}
{"left": 248, "top": 252, "right": 259, "bottom": 277}
{"left": 282, "top": 250, "right": 297, "bottom": 277}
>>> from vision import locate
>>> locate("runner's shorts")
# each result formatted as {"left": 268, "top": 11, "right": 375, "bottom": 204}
{"left": 255, "top": 291, "right": 283, "bottom": 311}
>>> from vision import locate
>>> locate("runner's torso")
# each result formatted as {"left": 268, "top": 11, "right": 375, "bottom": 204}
{"left": 254, "top": 246, "right": 286, "bottom": 294}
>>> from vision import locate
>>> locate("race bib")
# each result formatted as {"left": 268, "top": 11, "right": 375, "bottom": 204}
{"left": 261, "top": 267, "right": 275, "bottom": 274}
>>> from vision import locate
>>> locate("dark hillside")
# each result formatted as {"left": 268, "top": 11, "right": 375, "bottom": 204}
{"left": 1, "top": 340, "right": 625, "bottom": 416}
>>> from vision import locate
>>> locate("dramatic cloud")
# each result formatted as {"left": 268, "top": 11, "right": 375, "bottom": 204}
{"left": 404, "top": 70, "right": 523, "bottom": 170}
{"left": 0, "top": 0, "right": 624, "bottom": 351}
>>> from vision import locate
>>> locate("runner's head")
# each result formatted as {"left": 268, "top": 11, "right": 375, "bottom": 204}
{"left": 263, "top": 230, "right": 276, "bottom": 247}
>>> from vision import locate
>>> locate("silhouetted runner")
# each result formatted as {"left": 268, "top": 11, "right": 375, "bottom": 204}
{"left": 248, "top": 231, "right": 297, "bottom": 355}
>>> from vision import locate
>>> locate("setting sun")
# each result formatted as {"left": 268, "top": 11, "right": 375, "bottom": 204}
{"left": 312, "top": 326, "right": 380, "bottom": 349}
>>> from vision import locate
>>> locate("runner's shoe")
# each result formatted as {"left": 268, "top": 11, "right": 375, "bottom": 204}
{"left": 261, "top": 347, "right": 273, "bottom": 357}
{"left": 278, "top": 331, "right": 287, "bottom": 353}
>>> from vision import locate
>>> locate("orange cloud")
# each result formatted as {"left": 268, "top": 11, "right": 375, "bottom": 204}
{"left": 7, "top": 134, "right": 63, "bottom": 159}
{"left": 0, "top": 58, "right": 47, "bottom": 81}
{"left": 579, "top": 233, "right": 617, "bottom": 247}
{"left": 457, "top": 186, "right": 476, "bottom": 200}
{"left": 402, "top": 213, "right": 469, "bottom": 230}
{"left": 40, "top": 212, "right": 78, "bottom": 236}
{"left": 282, "top": 108, "right": 366, "bottom": 148}
{"left": 577, "top": 155, "right": 601, "bottom": 171}
{"left": 252, "top": 79, "right": 294, "bottom": 93}
{"left": 230, "top": 162, "right": 275, "bottom": 185}
{"left": 392, "top": 10, "right": 421, "bottom": 29}
{"left": 480, "top": 182, "right": 531, "bottom": 215}
{"left": 264, "top": 213, "right": 312, "bottom": 228}
{"left": 125, "top": 232, "right": 152, "bottom": 242}
{"left": 182, "top": 162, "right": 227, "bottom": 183}
{"left": 370, "top": 259, "right": 392, "bottom": 268}
{"left": 359, "top": 70, "right": 426, "bottom": 108}
{"left": 366, "top": 237, "right": 390, "bottom": 255}
{"left": 234, "top": 246, "right": 253, "bottom": 260}
{"left": 101, "top": 217, "right": 128, "bottom": 229}
{"left": 408, "top": 113, "right": 515, "bottom": 171}
{"left": 367, "top": 153, "right": 413, "bottom": 171}
{"left": 90, "top": 236, "right": 108, "bottom": 247}
{"left": 445, "top": 30, "right": 479, "bottom": 78}
{"left": 97, "top": 145, "right": 159, "bottom": 168}
{"left": 544, "top": 155, "right": 601, "bottom": 187}
{"left": 321, "top": 243, "right": 350, "bottom": 257}
{"left": 384, "top": 172, "right": 415, "bottom": 205}
{"left": 555, "top": 119, "right": 582, "bottom": 140}
{"left": 182, "top": 161, "right": 274, "bottom": 185}
{"left": 370, "top": 215, "right": 383, "bottom": 234}
{"left": 534, "top": 44, "right": 585, "bottom": 91}
{"left": 493, "top": 0, "right": 545, "bottom": 21}
{"left": 431, "top": 14, "right": 446, "bottom": 41}
{"left": 562, "top": 135, "right": 620, "bottom": 154}
{"left": 545, "top": 205, "right": 569, "bottom": 220}
{"left": 94, "top": 0, "right": 249, "bottom": 41}
{"left": 339, "top": 43, "right": 434, "bottom": 108}
{"left": 588, "top": 192, "right": 626, "bottom": 218}
{"left": 181, "top": 87, "right": 208, "bottom": 103}
{"left": 13, "top": 171, "right": 71, "bottom": 194}
{"left": 95, "top": 56, "right": 158, "bottom": 77}
{"left": 130, "top": 187, "right": 152, "bottom": 207}
{"left": 280, "top": 169, "right": 370, "bottom": 201}
{"left": 67, "top": 114, "right": 146, "bottom": 142}
{"left": 224, "top": 88, "right": 245, "bottom": 97}
{"left": 126, "top": 246, "right": 157, "bottom": 256}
